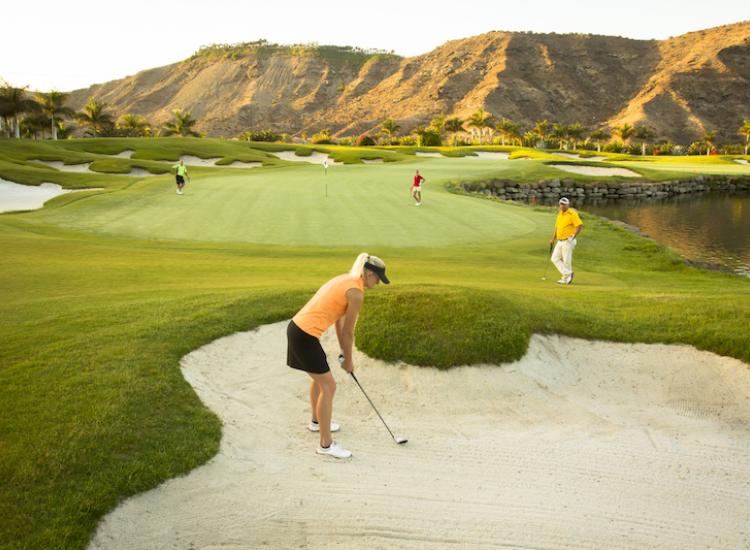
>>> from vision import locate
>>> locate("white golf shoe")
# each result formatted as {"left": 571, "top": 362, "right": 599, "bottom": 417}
{"left": 316, "top": 441, "right": 352, "bottom": 459}
{"left": 308, "top": 421, "right": 340, "bottom": 433}
{"left": 556, "top": 278, "right": 567, "bottom": 284}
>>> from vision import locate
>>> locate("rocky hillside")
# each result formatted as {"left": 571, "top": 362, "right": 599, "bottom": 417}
{"left": 67, "top": 22, "right": 750, "bottom": 143}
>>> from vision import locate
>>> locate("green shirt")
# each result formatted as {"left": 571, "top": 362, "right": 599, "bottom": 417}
{"left": 173, "top": 164, "right": 188, "bottom": 177}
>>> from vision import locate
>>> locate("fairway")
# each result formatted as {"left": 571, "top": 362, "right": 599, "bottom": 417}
{"left": 1, "top": 138, "right": 749, "bottom": 550}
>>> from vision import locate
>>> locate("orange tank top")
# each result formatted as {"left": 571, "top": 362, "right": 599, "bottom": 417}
{"left": 293, "top": 274, "right": 364, "bottom": 338}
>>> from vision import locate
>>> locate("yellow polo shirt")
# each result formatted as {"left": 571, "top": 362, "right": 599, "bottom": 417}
{"left": 555, "top": 208, "right": 583, "bottom": 240}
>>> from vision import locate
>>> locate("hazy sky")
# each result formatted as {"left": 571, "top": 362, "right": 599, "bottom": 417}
{"left": 3, "top": 0, "right": 749, "bottom": 91}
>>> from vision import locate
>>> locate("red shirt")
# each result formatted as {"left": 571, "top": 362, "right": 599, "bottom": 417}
{"left": 413, "top": 174, "right": 424, "bottom": 187}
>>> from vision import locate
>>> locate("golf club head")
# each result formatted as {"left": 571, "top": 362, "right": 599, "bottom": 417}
{"left": 395, "top": 437, "right": 408, "bottom": 445}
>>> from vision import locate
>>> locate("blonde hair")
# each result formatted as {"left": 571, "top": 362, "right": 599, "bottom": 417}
{"left": 350, "top": 253, "right": 385, "bottom": 278}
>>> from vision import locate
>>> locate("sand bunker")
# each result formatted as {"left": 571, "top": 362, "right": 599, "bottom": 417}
{"left": 32, "top": 160, "right": 93, "bottom": 172}
{"left": 127, "top": 168, "right": 160, "bottom": 177}
{"left": 361, "top": 158, "right": 384, "bottom": 164}
{"left": 271, "top": 151, "right": 342, "bottom": 165}
{"left": 0, "top": 179, "right": 95, "bottom": 212}
{"left": 735, "top": 159, "right": 750, "bottom": 166}
{"left": 178, "top": 155, "right": 222, "bottom": 166}
{"left": 550, "top": 164, "right": 640, "bottom": 178}
{"left": 222, "top": 160, "right": 262, "bottom": 168}
{"left": 89, "top": 321, "right": 750, "bottom": 550}
{"left": 113, "top": 150, "right": 134, "bottom": 158}
{"left": 415, "top": 151, "right": 443, "bottom": 158}
{"left": 556, "top": 152, "right": 606, "bottom": 162}
{"left": 469, "top": 151, "right": 510, "bottom": 160}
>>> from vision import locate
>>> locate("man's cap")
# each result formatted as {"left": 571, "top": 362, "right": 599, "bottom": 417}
{"left": 559, "top": 197, "right": 570, "bottom": 205}
{"left": 364, "top": 255, "right": 390, "bottom": 284}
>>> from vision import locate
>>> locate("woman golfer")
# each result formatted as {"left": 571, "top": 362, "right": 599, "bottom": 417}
{"left": 287, "top": 253, "right": 390, "bottom": 459}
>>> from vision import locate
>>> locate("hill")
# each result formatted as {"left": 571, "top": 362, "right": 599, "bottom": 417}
{"left": 66, "top": 23, "right": 750, "bottom": 142}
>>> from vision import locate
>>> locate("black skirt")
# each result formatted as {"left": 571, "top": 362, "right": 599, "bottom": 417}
{"left": 287, "top": 320, "right": 330, "bottom": 374}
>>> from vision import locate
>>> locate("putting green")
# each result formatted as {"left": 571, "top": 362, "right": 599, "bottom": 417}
{"left": 23, "top": 159, "right": 545, "bottom": 246}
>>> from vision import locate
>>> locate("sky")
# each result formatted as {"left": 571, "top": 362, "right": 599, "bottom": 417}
{"left": 2, "top": 0, "right": 749, "bottom": 92}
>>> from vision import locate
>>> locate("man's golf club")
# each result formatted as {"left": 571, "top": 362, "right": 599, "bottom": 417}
{"left": 542, "top": 241, "right": 554, "bottom": 280}
{"left": 339, "top": 354, "right": 407, "bottom": 445}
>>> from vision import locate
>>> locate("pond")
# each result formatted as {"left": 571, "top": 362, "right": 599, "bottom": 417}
{"left": 580, "top": 193, "right": 750, "bottom": 278}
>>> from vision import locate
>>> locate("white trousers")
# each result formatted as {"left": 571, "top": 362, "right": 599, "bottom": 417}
{"left": 551, "top": 238, "right": 576, "bottom": 277}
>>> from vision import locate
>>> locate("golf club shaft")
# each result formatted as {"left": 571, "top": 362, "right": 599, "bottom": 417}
{"left": 350, "top": 372, "right": 398, "bottom": 442}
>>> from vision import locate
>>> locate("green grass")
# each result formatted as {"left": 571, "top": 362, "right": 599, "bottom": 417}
{"left": 1, "top": 138, "right": 749, "bottom": 549}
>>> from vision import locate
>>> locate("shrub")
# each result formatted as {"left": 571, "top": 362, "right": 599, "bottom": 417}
{"left": 603, "top": 141, "right": 625, "bottom": 153}
{"left": 417, "top": 130, "right": 441, "bottom": 146}
{"left": 337, "top": 136, "right": 354, "bottom": 146}
{"left": 399, "top": 135, "right": 417, "bottom": 146}
{"left": 240, "top": 129, "right": 281, "bottom": 142}
{"left": 356, "top": 133, "right": 376, "bottom": 146}
{"left": 311, "top": 129, "right": 335, "bottom": 144}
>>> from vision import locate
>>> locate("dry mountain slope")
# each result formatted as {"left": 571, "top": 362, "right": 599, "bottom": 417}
{"left": 68, "top": 22, "right": 750, "bottom": 143}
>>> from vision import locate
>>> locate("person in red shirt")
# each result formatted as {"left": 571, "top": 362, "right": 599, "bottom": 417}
{"left": 412, "top": 170, "right": 425, "bottom": 206}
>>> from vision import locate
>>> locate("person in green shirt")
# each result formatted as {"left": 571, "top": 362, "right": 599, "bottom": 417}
{"left": 172, "top": 160, "right": 190, "bottom": 195}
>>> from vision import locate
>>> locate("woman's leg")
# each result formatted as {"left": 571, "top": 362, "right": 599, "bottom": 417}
{"left": 309, "top": 379, "right": 321, "bottom": 422}
{"left": 307, "top": 371, "right": 336, "bottom": 447}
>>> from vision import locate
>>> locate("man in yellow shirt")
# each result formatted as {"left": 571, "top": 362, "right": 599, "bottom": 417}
{"left": 549, "top": 197, "right": 583, "bottom": 284}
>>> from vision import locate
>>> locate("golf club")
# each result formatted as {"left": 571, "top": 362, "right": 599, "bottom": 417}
{"left": 542, "top": 241, "right": 554, "bottom": 280}
{"left": 339, "top": 354, "right": 407, "bottom": 445}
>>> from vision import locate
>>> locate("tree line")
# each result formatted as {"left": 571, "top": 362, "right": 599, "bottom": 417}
{"left": 0, "top": 83, "right": 201, "bottom": 139}
{"left": 370, "top": 109, "right": 750, "bottom": 156}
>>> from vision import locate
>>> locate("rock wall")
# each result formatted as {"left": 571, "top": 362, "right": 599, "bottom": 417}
{"left": 458, "top": 176, "right": 750, "bottom": 202}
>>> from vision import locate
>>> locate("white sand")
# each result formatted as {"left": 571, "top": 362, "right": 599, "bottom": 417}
{"left": 550, "top": 164, "right": 640, "bottom": 178}
{"left": 89, "top": 321, "right": 750, "bottom": 550}
{"left": 271, "top": 151, "right": 342, "bottom": 165}
{"left": 179, "top": 155, "right": 223, "bottom": 166}
{"left": 114, "top": 150, "right": 134, "bottom": 158}
{"left": 557, "top": 153, "right": 606, "bottom": 162}
{"left": 0, "top": 179, "right": 95, "bottom": 212}
{"left": 469, "top": 151, "right": 510, "bottom": 160}
{"left": 735, "top": 159, "right": 750, "bottom": 166}
{"left": 361, "top": 158, "right": 384, "bottom": 164}
{"left": 32, "top": 159, "right": 93, "bottom": 172}
{"left": 415, "top": 151, "right": 443, "bottom": 158}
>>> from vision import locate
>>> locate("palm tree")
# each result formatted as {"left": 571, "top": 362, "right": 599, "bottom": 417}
{"left": 532, "top": 120, "right": 550, "bottom": 148}
{"left": 380, "top": 118, "right": 400, "bottom": 145}
{"left": 702, "top": 130, "right": 717, "bottom": 155}
{"left": 495, "top": 118, "right": 519, "bottom": 146}
{"left": 430, "top": 115, "right": 446, "bottom": 142}
{"left": 0, "top": 84, "right": 40, "bottom": 138}
{"left": 551, "top": 123, "right": 569, "bottom": 150}
{"left": 523, "top": 130, "right": 540, "bottom": 148}
{"left": 738, "top": 120, "right": 750, "bottom": 155}
{"left": 634, "top": 125, "right": 656, "bottom": 156}
{"left": 467, "top": 108, "right": 493, "bottom": 144}
{"left": 77, "top": 97, "right": 114, "bottom": 137}
{"left": 567, "top": 122, "right": 586, "bottom": 150}
{"left": 413, "top": 125, "right": 428, "bottom": 147}
{"left": 589, "top": 129, "right": 609, "bottom": 152}
{"left": 444, "top": 117, "right": 464, "bottom": 146}
{"left": 36, "top": 91, "right": 75, "bottom": 140}
{"left": 161, "top": 109, "right": 200, "bottom": 137}
{"left": 117, "top": 113, "right": 151, "bottom": 137}
{"left": 614, "top": 123, "right": 635, "bottom": 145}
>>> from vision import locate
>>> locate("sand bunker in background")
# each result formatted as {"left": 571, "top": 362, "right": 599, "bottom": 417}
{"left": 361, "top": 158, "right": 384, "bottom": 164}
{"left": 0, "top": 179, "right": 96, "bottom": 212}
{"left": 469, "top": 151, "right": 510, "bottom": 160}
{"left": 735, "top": 159, "right": 750, "bottom": 166}
{"left": 32, "top": 160, "right": 93, "bottom": 172}
{"left": 550, "top": 164, "right": 640, "bottom": 178}
{"left": 178, "top": 155, "right": 222, "bottom": 166}
{"left": 223, "top": 160, "right": 262, "bottom": 168}
{"left": 271, "top": 151, "right": 342, "bottom": 165}
{"left": 114, "top": 150, "right": 134, "bottom": 158}
{"left": 89, "top": 321, "right": 750, "bottom": 550}
{"left": 557, "top": 152, "right": 606, "bottom": 162}
{"left": 415, "top": 151, "right": 443, "bottom": 158}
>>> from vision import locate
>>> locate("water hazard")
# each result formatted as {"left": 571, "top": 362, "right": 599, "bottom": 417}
{"left": 580, "top": 193, "right": 750, "bottom": 277}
